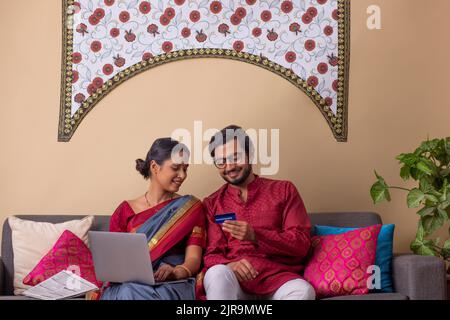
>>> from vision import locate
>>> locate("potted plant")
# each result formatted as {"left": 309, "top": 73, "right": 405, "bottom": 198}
{"left": 370, "top": 137, "right": 450, "bottom": 274}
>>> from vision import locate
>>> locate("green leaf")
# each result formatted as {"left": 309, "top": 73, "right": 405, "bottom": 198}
{"left": 437, "top": 207, "right": 448, "bottom": 220}
{"left": 424, "top": 194, "right": 439, "bottom": 204}
{"left": 410, "top": 238, "right": 437, "bottom": 256}
{"left": 410, "top": 167, "right": 423, "bottom": 180}
{"left": 434, "top": 139, "right": 450, "bottom": 166}
{"left": 407, "top": 188, "right": 425, "bottom": 208}
{"left": 395, "top": 153, "right": 406, "bottom": 161}
{"left": 414, "top": 147, "right": 424, "bottom": 156}
{"left": 416, "top": 160, "right": 436, "bottom": 176}
{"left": 419, "top": 139, "right": 440, "bottom": 153}
{"left": 370, "top": 181, "right": 391, "bottom": 204}
{"left": 439, "top": 199, "right": 450, "bottom": 210}
{"left": 418, "top": 246, "right": 437, "bottom": 256}
{"left": 421, "top": 215, "right": 445, "bottom": 235}
{"left": 396, "top": 153, "right": 418, "bottom": 166}
{"left": 410, "top": 239, "right": 422, "bottom": 252}
{"left": 371, "top": 170, "right": 391, "bottom": 204}
{"left": 434, "top": 237, "right": 441, "bottom": 247}
{"left": 417, "top": 206, "right": 435, "bottom": 217}
{"left": 417, "top": 221, "right": 425, "bottom": 240}
{"left": 445, "top": 137, "right": 450, "bottom": 156}
{"left": 400, "top": 165, "right": 411, "bottom": 181}
{"left": 439, "top": 179, "right": 448, "bottom": 202}
{"left": 443, "top": 238, "right": 450, "bottom": 250}
{"left": 419, "top": 177, "right": 433, "bottom": 193}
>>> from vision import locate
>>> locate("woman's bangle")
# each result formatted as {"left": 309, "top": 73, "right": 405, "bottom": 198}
{"left": 174, "top": 264, "right": 192, "bottom": 278}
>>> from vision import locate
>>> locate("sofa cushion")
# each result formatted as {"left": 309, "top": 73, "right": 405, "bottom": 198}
{"left": 23, "top": 230, "right": 101, "bottom": 288}
{"left": 314, "top": 224, "right": 395, "bottom": 293}
{"left": 304, "top": 224, "right": 382, "bottom": 298}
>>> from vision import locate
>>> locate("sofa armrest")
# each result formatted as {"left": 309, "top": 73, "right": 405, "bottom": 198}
{"left": 392, "top": 253, "right": 447, "bottom": 300}
{"left": 0, "top": 257, "right": 4, "bottom": 295}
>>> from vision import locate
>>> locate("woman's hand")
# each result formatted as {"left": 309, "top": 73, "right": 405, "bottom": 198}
{"left": 154, "top": 263, "right": 174, "bottom": 282}
{"left": 173, "top": 265, "right": 190, "bottom": 280}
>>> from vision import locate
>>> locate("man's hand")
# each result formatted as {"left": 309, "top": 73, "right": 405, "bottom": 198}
{"left": 227, "top": 259, "right": 259, "bottom": 282}
{"left": 222, "top": 220, "right": 256, "bottom": 243}
{"left": 154, "top": 263, "right": 174, "bottom": 282}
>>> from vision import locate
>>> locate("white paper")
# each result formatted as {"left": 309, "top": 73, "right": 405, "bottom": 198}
{"left": 22, "top": 270, "right": 98, "bottom": 300}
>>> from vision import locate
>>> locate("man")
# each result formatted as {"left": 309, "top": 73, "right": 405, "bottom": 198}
{"left": 202, "top": 125, "right": 315, "bottom": 300}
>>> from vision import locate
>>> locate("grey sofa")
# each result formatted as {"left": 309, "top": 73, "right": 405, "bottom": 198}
{"left": 0, "top": 212, "right": 447, "bottom": 300}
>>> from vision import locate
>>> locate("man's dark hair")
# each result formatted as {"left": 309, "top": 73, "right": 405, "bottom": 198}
{"left": 208, "top": 125, "right": 254, "bottom": 160}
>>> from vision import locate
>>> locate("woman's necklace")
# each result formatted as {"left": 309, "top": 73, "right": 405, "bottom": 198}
{"left": 144, "top": 191, "right": 174, "bottom": 208}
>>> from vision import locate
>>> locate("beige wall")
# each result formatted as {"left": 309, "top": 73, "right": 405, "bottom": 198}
{"left": 1, "top": 0, "right": 450, "bottom": 255}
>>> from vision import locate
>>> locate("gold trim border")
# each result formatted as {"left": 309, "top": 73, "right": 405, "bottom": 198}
{"left": 59, "top": 0, "right": 350, "bottom": 142}
{"left": 148, "top": 196, "right": 200, "bottom": 250}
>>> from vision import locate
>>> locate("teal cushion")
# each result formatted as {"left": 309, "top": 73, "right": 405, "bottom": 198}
{"left": 313, "top": 224, "right": 395, "bottom": 293}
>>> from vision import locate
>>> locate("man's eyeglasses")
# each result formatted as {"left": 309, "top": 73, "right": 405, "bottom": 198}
{"left": 213, "top": 153, "right": 246, "bottom": 169}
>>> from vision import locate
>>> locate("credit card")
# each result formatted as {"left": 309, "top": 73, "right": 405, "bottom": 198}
{"left": 214, "top": 212, "right": 236, "bottom": 224}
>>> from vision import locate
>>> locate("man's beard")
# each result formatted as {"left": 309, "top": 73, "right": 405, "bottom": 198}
{"left": 222, "top": 165, "right": 252, "bottom": 186}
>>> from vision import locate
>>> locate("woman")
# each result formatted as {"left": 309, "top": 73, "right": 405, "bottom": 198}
{"left": 99, "top": 138, "right": 205, "bottom": 300}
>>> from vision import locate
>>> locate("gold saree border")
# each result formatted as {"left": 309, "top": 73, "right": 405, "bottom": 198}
{"left": 148, "top": 196, "right": 201, "bottom": 251}
{"left": 59, "top": 0, "right": 350, "bottom": 142}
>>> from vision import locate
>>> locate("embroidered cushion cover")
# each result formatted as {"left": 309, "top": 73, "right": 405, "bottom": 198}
{"left": 313, "top": 224, "right": 395, "bottom": 293}
{"left": 23, "top": 230, "right": 101, "bottom": 288}
{"left": 304, "top": 224, "right": 382, "bottom": 298}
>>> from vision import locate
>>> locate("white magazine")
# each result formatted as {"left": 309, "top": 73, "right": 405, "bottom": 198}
{"left": 22, "top": 270, "right": 98, "bottom": 300}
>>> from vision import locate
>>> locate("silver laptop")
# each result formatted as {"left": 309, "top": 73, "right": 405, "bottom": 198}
{"left": 88, "top": 231, "right": 187, "bottom": 286}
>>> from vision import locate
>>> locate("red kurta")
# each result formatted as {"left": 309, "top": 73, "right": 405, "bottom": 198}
{"left": 203, "top": 175, "right": 311, "bottom": 295}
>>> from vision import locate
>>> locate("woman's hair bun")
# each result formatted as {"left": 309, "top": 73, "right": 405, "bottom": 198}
{"left": 135, "top": 158, "right": 150, "bottom": 179}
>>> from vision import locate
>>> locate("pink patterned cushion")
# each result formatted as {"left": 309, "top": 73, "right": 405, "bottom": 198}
{"left": 304, "top": 224, "right": 382, "bottom": 298}
{"left": 23, "top": 230, "right": 101, "bottom": 287}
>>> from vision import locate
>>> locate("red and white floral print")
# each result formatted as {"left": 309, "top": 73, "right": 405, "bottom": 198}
{"left": 70, "top": 0, "right": 340, "bottom": 116}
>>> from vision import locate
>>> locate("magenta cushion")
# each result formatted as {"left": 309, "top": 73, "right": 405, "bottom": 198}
{"left": 304, "top": 224, "right": 382, "bottom": 298}
{"left": 23, "top": 230, "right": 101, "bottom": 287}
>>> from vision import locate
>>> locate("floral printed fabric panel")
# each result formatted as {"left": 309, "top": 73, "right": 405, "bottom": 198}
{"left": 59, "top": 0, "right": 350, "bottom": 141}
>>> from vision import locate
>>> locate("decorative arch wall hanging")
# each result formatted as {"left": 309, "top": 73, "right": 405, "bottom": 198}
{"left": 59, "top": 0, "right": 350, "bottom": 142}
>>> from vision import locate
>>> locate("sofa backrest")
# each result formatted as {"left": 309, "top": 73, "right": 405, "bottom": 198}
{"left": 1, "top": 212, "right": 382, "bottom": 295}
